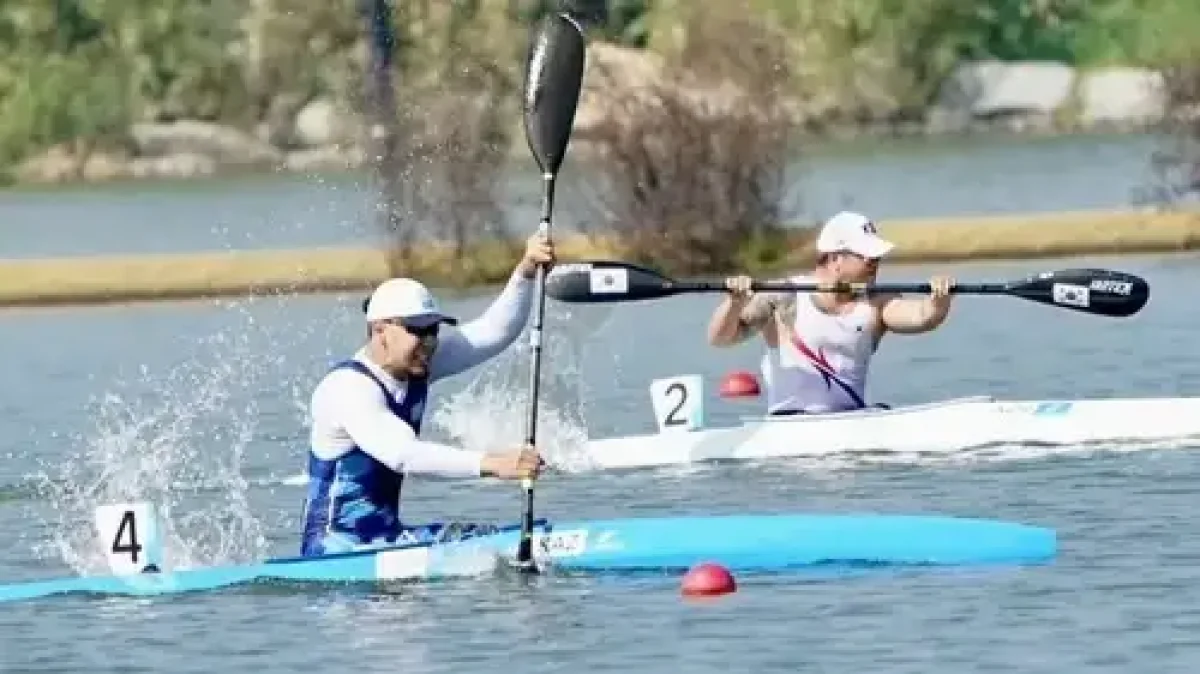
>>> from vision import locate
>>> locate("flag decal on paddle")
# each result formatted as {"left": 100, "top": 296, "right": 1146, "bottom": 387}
{"left": 1051, "top": 283, "right": 1089, "bottom": 309}
{"left": 589, "top": 267, "right": 628, "bottom": 294}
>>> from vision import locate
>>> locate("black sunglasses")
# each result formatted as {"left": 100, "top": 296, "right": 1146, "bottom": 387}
{"left": 406, "top": 322, "right": 440, "bottom": 339}
{"left": 386, "top": 319, "right": 440, "bottom": 339}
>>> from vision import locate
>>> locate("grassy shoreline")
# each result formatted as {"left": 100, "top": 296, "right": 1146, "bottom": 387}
{"left": 1, "top": 209, "right": 1197, "bottom": 309}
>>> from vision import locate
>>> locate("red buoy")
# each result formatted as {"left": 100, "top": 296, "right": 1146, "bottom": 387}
{"left": 719, "top": 370, "right": 760, "bottom": 398}
{"left": 681, "top": 562, "right": 737, "bottom": 597}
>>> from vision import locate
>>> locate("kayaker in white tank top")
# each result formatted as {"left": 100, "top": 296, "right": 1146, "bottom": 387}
{"left": 758, "top": 273, "right": 878, "bottom": 413}
{"left": 706, "top": 211, "right": 958, "bottom": 415}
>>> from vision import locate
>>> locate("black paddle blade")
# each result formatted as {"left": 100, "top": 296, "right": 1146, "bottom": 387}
{"left": 546, "top": 260, "right": 676, "bottom": 303}
{"left": 522, "top": 12, "right": 586, "bottom": 175}
{"left": 1006, "top": 268, "right": 1150, "bottom": 317}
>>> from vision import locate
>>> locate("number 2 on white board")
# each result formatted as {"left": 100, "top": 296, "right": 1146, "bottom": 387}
{"left": 663, "top": 383, "right": 688, "bottom": 426}
{"left": 650, "top": 375, "right": 704, "bottom": 432}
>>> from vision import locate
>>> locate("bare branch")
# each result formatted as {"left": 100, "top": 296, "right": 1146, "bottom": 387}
{"left": 578, "top": 7, "right": 802, "bottom": 274}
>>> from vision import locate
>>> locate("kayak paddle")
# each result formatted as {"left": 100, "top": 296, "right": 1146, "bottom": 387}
{"left": 545, "top": 260, "right": 1150, "bottom": 318}
{"left": 515, "top": 11, "right": 587, "bottom": 572}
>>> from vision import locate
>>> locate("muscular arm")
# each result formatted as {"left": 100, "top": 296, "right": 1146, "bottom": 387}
{"left": 311, "top": 370, "right": 484, "bottom": 478}
{"left": 877, "top": 293, "right": 952, "bottom": 335}
{"left": 429, "top": 268, "right": 534, "bottom": 380}
{"left": 707, "top": 291, "right": 784, "bottom": 347}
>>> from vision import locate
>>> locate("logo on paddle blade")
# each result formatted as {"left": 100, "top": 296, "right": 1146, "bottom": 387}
{"left": 1088, "top": 279, "right": 1133, "bottom": 296}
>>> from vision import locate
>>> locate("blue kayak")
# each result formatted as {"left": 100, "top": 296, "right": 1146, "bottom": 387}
{"left": 0, "top": 513, "right": 1056, "bottom": 604}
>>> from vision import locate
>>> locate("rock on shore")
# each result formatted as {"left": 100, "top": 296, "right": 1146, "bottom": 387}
{"left": 13, "top": 45, "right": 1171, "bottom": 186}
{"left": 927, "top": 61, "right": 1166, "bottom": 134}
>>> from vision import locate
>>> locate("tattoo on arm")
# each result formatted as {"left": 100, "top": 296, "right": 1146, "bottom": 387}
{"left": 736, "top": 291, "right": 791, "bottom": 341}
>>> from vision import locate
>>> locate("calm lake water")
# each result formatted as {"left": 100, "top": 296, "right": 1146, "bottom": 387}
{"left": 0, "top": 132, "right": 1178, "bottom": 259}
{"left": 1, "top": 134, "right": 1198, "bottom": 673}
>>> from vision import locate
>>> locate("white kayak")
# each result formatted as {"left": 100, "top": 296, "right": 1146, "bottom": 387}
{"left": 576, "top": 374, "right": 1200, "bottom": 471}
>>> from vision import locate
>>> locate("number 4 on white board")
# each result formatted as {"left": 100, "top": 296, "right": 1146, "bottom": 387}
{"left": 649, "top": 375, "right": 705, "bottom": 433}
{"left": 93, "top": 502, "right": 164, "bottom": 575}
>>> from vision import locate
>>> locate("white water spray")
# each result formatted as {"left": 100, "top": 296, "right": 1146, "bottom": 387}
{"left": 25, "top": 295, "right": 335, "bottom": 575}
{"left": 429, "top": 302, "right": 613, "bottom": 473}
{"left": 23, "top": 292, "right": 613, "bottom": 574}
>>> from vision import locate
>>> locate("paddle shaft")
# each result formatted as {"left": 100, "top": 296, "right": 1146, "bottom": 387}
{"left": 680, "top": 281, "right": 1011, "bottom": 295}
{"left": 513, "top": 10, "right": 587, "bottom": 570}
{"left": 546, "top": 260, "right": 1149, "bottom": 317}
{"left": 524, "top": 178, "right": 556, "bottom": 442}
{"left": 518, "top": 173, "right": 555, "bottom": 569}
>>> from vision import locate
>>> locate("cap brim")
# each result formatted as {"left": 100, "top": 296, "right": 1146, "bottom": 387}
{"left": 858, "top": 236, "right": 894, "bottom": 259}
{"left": 400, "top": 313, "right": 459, "bottom": 328}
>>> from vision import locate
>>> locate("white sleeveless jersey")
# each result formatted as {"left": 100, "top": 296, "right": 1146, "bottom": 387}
{"left": 759, "top": 275, "right": 879, "bottom": 414}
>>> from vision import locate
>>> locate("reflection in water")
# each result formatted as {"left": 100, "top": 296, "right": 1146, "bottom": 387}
{"left": 307, "top": 574, "right": 605, "bottom": 673}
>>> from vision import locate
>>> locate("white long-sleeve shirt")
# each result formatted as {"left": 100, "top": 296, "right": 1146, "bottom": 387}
{"left": 308, "top": 269, "right": 534, "bottom": 478}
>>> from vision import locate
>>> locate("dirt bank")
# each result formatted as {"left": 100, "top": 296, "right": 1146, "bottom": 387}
{"left": 1, "top": 209, "right": 1196, "bottom": 308}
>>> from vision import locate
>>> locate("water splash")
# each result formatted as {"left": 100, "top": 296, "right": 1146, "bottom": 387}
{"left": 429, "top": 303, "right": 613, "bottom": 473}
{"left": 275, "top": 300, "right": 615, "bottom": 488}
{"left": 19, "top": 291, "right": 613, "bottom": 575}
{"left": 23, "top": 295, "right": 330, "bottom": 576}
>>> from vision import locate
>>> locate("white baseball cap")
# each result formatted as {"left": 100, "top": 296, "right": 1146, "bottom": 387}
{"left": 361, "top": 278, "right": 458, "bottom": 327}
{"left": 815, "top": 211, "right": 894, "bottom": 259}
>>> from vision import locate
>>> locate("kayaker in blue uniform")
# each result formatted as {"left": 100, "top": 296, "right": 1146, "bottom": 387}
{"left": 299, "top": 232, "right": 553, "bottom": 557}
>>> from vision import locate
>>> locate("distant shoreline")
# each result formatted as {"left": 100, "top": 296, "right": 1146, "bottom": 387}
{"left": 7, "top": 47, "right": 1174, "bottom": 189}
{"left": 1, "top": 209, "right": 1196, "bottom": 309}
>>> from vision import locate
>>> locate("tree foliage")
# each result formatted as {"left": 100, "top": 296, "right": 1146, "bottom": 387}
{"left": 376, "top": 0, "right": 526, "bottom": 272}
{"left": 580, "top": 3, "right": 799, "bottom": 274}
{"left": 1144, "top": 58, "right": 1200, "bottom": 207}
{"left": 2, "top": 0, "right": 1199, "bottom": 186}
